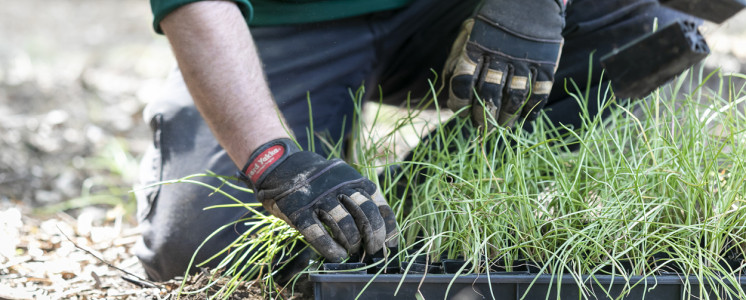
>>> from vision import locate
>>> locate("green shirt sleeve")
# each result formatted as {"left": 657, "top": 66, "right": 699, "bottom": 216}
{"left": 150, "top": 0, "right": 254, "bottom": 34}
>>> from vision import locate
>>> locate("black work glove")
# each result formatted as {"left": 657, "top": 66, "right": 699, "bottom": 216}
{"left": 239, "top": 138, "right": 398, "bottom": 262}
{"left": 443, "top": 0, "right": 566, "bottom": 127}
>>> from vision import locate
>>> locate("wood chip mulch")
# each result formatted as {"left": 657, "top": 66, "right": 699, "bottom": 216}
{"left": 0, "top": 204, "right": 307, "bottom": 300}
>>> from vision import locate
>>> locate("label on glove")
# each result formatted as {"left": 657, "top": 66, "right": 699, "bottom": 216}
{"left": 245, "top": 145, "right": 284, "bottom": 183}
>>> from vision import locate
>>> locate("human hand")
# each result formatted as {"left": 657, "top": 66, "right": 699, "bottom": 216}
{"left": 239, "top": 139, "right": 398, "bottom": 262}
{"left": 443, "top": 0, "right": 565, "bottom": 127}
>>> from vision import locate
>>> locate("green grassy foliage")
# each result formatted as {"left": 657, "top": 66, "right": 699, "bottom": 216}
{"left": 177, "top": 68, "right": 746, "bottom": 299}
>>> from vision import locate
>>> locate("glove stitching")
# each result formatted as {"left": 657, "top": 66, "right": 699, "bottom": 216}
{"left": 285, "top": 177, "right": 369, "bottom": 221}
{"left": 468, "top": 41, "right": 559, "bottom": 66}
{"left": 475, "top": 15, "right": 563, "bottom": 44}
{"left": 270, "top": 159, "right": 346, "bottom": 201}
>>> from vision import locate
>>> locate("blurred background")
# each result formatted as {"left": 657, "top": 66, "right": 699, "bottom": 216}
{"left": 0, "top": 0, "right": 173, "bottom": 223}
{"left": 0, "top": 0, "right": 745, "bottom": 222}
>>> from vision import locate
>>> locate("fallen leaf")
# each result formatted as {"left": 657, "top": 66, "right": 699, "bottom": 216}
{"left": 61, "top": 271, "right": 76, "bottom": 280}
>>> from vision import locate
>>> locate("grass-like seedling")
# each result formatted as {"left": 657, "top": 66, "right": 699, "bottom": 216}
{"left": 169, "top": 67, "right": 746, "bottom": 299}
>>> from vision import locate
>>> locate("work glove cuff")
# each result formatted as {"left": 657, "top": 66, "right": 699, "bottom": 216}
{"left": 238, "top": 138, "right": 300, "bottom": 190}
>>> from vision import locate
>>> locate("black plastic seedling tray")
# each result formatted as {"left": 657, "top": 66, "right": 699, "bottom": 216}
{"left": 310, "top": 272, "right": 746, "bottom": 300}
{"left": 599, "top": 19, "right": 710, "bottom": 99}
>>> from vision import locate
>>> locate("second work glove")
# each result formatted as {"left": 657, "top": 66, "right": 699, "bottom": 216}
{"left": 444, "top": 0, "right": 566, "bottom": 127}
{"left": 239, "top": 138, "right": 398, "bottom": 262}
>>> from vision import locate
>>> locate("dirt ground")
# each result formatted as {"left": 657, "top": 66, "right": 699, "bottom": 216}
{"left": 0, "top": 0, "right": 173, "bottom": 298}
{"left": 0, "top": 1, "right": 745, "bottom": 299}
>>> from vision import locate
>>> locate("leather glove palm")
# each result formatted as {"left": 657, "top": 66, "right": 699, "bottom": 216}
{"left": 240, "top": 139, "right": 398, "bottom": 262}
{"left": 444, "top": 0, "right": 566, "bottom": 127}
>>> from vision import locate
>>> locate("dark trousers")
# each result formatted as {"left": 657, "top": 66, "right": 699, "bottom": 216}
{"left": 134, "top": 0, "right": 694, "bottom": 281}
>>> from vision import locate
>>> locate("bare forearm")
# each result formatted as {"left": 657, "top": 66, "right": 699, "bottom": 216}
{"left": 160, "top": 1, "right": 290, "bottom": 167}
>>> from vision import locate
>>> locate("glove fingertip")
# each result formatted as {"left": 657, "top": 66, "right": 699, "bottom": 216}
{"left": 370, "top": 222, "right": 388, "bottom": 253}
{"left": 318, "top": 240, "right": 348, "bottom": 263}
{"left": 386, "top": 238, "right": 399, "bottom": 249}
{"left": 470, "top": 104, "right": 488, "bottom": 127}
{"left": 371, "top": 192, "right": 399, "bottom": 243}
{"left": 300, "top": 223, "right": 347, "bottom": 262}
